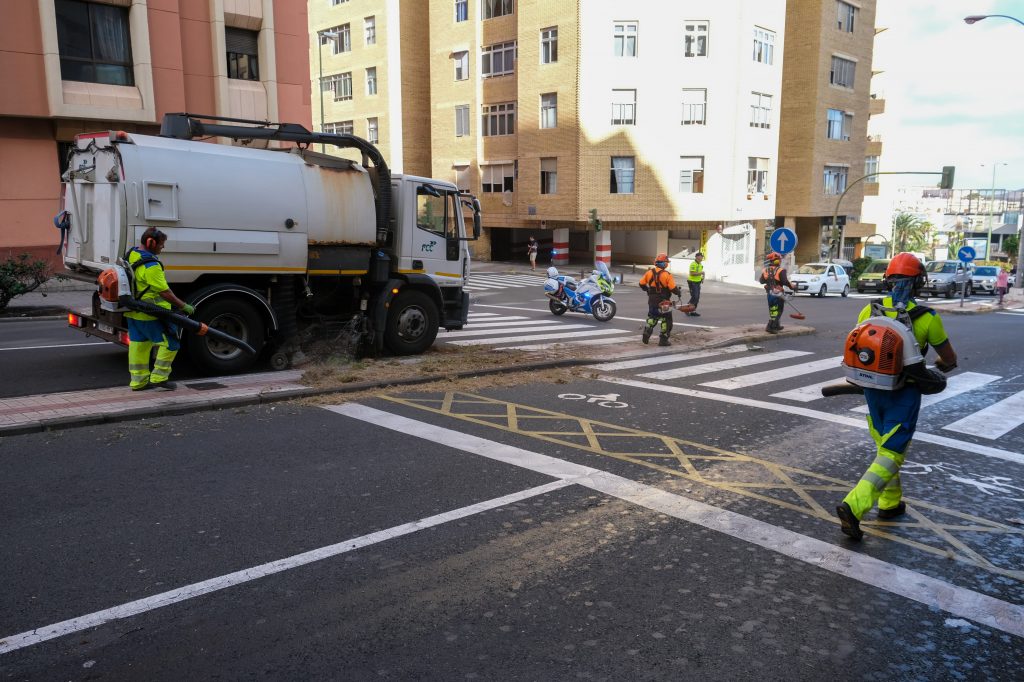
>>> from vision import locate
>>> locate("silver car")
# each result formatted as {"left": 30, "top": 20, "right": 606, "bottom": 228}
{"left": 971, "top": 265, "right": 1001, "bottom": 295}
{"left": 920, "top": 260, "right": 972, "bottom": 298}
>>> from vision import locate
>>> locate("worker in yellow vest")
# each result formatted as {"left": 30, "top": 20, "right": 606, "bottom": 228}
{"left": 685, "top": 252, "right": 705, "bottom": 317}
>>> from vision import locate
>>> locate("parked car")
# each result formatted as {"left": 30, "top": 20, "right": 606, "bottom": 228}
{"left": 920, "top": 260, "right": 972, "bottom": 298}
{"left": 970, "top": 265, "right": 1002, "bottom": 295}
{"left": 856, "top": 259, "right": 890, "bottom": 294}
{"left": 789, "top": 262, "right": 850, "bottom": 297}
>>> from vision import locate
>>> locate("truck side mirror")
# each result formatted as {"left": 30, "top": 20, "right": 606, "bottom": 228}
{"left": 473, "top": 212, "right": 481, "bottom": 240}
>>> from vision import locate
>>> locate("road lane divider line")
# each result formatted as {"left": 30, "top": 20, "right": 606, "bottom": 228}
{"left": 600, "top": 376, "right": 1024, "bottom": 466}
{"left": 328, "top": 403, "right": 1024, "bottom": 639}
{"left": 0, "top": 342, "right": 109, "bottom": 352}
{"left": 0, "top": 478, "right": 572, "bottom": 656}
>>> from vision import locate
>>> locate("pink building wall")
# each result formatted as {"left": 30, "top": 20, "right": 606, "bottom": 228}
{"left": 0, "top": 0, "right": 312, "bottom": 268}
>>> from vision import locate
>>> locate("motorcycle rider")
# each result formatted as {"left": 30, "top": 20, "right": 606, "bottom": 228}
{"left": 639, "top": 253, "right": 682, "bottom": 346}
{"left": 759, "top": 252, "right": 797, "bottom": 333}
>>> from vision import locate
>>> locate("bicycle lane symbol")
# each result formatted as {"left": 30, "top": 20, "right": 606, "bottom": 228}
{"left": 557, "top": 392, "right": 629, "bottom": 408}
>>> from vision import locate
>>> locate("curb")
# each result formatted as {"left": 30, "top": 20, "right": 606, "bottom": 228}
{"left": 0, "top": 327, "right": 813, "bottom": 436}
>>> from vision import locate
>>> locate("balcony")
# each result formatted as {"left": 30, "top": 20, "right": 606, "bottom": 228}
{"left": 866, "top": 135, "right": 883, "bottom": 156}
{"left": 869, "top": 97, "right": 885, "bottom": 116}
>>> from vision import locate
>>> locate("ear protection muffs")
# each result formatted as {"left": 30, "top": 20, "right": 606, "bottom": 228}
{"left": 141, "top": 227, "right": 167, "bottom": 251}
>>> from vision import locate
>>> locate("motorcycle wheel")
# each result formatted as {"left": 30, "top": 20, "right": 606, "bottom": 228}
{"left": 549, "top": 299, "right": 568, "bottom": 316}
{"left": 591, "top": 297, "right": 616, "bottom": 322}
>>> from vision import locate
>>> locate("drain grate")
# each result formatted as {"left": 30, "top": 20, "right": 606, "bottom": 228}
{"left": 187, "top": 382, "right": 228, "bottom": 391}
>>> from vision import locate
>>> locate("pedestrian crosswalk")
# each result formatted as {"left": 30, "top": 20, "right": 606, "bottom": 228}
{"left": 588, "top": 345, "right": 1024, "bottom": 442}
{"left": 439, "top": 312, "right": 636, "bottom": 350}
{"left": 464, "top": 273, "right": 543, "bottom": 292}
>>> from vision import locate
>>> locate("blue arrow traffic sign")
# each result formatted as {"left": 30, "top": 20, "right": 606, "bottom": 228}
{"left": 957, "top": 246, "right": 976, "bottom": 263}
{"left": 769, "top": 227, "right": 798, "bottom": 255}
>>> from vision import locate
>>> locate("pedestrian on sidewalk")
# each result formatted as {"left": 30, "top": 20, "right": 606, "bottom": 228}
{"left": 835, "top": 253, "right": 959, "bottom": 541}
{"left": 758, "top": 252, "right": 796, "bottom": 333}
{"left": 125, "top": 228, "right": 194, "bottom": 391}
{"left": 639, "top": 253, "right": 681, "bottom": 346}
{"left": 527, "top": 236, "right": 539, "bottom": 271}
{"left": 686, "top": 252, "right": 705, "bottom": 317}
{"left": 996, "top": 267, "right": 1009, "bottom": 305}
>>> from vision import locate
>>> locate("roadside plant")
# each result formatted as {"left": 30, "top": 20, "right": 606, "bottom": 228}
{"left": 0, "top": 253, "right": 52, "bottom": 312}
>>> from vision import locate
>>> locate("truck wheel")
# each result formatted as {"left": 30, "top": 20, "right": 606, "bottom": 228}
{"left": 187, "top": 297, "right": 265, "bottom": 374}
{"left": 384, "top": 290, "right": 439, "bottom": 355}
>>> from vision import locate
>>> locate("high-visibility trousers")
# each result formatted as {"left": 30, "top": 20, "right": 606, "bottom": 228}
{"left": 127, "top": 318, "right": 180, "bottom": 389}
{"left": 644, "top": 302, "right": 673, "bottom": 336}
{"left": 843, "top": 385, "right": 922, "bottom": 519}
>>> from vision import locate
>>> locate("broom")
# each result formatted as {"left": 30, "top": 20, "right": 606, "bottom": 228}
{"left": 784, "top": 293, "right": 806, "bottom": 320}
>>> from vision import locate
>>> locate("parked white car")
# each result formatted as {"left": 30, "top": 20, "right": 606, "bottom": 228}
{"left": 789, "top": 262, "right": 851, "bottom": 297}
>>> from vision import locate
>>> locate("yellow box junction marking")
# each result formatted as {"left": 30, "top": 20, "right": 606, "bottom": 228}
{"left": 382, "top": 391, "right": 1024, "bottom": 582}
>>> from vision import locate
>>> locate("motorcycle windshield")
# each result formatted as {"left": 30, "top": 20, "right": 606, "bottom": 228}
{"left": 595, "top": 261, "right": 611, "bottom": 280}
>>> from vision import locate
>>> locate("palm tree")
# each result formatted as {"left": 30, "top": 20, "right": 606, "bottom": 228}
{"left": 890, "top": 212, "right": 931, "bottom": 253}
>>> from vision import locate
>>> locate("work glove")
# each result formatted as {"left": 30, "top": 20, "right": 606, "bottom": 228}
{"left": 181, "top": 303, "right": 195, "bottom": 316}
{"left": 639, "top": 284, "right": 648, "bottom": 292}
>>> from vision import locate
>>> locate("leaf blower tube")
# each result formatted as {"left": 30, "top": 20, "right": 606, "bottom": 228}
{"left": 120, "top": 297, "right": 257, "bottom": 356}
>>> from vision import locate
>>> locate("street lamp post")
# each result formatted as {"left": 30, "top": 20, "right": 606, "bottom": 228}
{"left": 982, "top": 162, "right": 1007, "bottom": 260}
{"left": 316, "top": 31, "right": 340, "bottom": 153}
{"left": 965, "top": 13, "right": 1024, "bottom": 288}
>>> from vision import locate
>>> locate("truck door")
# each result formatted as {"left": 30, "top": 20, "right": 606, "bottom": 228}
{"left": 62, "top": 141, "right": 125, "bottom": 272}
{"left": 413, "top": 184, "right": 462, "bottom": 284}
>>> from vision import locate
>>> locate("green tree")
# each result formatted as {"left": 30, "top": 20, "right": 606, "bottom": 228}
{"left": 0, "top": 253, "right": 51, "bottom": 312}
{"left": 891, "top": 212, "right": 931, "bottom": 253}
{"left": 1003, "top": 234, "right": 1019, "bottom": 265}
{"left": 946, "top": 230, "right": 965, "bottom": 260}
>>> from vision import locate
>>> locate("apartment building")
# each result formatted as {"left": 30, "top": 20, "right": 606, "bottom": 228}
{"left": 776, "top": 0, "right": 878, "bottom": 265}
{"left": 0, "top": 0, "right": 311, "bottom": 268}
{"left": 308, "top": 0, "right": 431, "bottom": 178}
{"left": 430, "top": 0, "right": 786, "bottom": 279}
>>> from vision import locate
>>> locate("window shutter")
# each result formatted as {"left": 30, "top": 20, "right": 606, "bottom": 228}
{"left": 226, "top": 28, "right": 258, "bottom": 55}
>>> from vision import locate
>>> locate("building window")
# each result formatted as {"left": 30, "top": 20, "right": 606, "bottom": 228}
{"left": 830, "top": 56, "right": 856, "bottom": 87}
{"left": 455, "top": 105, "right": 470, "bottom": 137}
{"left": 747, "top": 157, "right": 769, "bottom": 194}
{"left": 824, "top": 165, "right": 849, "bottom": 195}
{"left": 455, "top": 0, "right": 468, "bottom": 22}
{"left": 364, "top": 16, "right": 376, "bottom": 45}
{"left": 679, "top": 156, "right": 705, "bottom": 194}
{"left": 454, "top": 165, "right": 470, "bottom": 192}
{"left": 366, "top": 67, "right": 377, "bottom": 95}
{"left": 323, "top": 72, "right": 352, "bottom": 101}
{"left": 482, "top": 0, "right": 513, "bottom": 20}
{"left": 482, "top": 102, "right": 515, "bottom": 136}
{"left": 837, "top": 1, "right": 857, "bottom": 32}
{"left": 540, "top": 93, "right": 557, "bottom": 129}
{"left": 610, "top": 156, "right": 635, "bottom": 194}
{"left": 753, "top": 27, "right": 775, "bottom": 65}
{"left": 750, "top": 92, "right": 772, "bottom": 128}
{"left": 324, "top": 121, "right": 354, "bottom": 135}
{"left": 684, "top": 21, "right": 708, "bottom": 57}
{"left": 826, "top": 108, "right": 853, "bottom": 140}
{"left": 453, "top": 51, "right": 469, "bottom": 80}
{"left": 481, "top": 41, "right": 516, "bottom": 78}
{"left": 226, "top": 28, "right": 259, "bottom": 81}
{"left": 613, "top": 22, "right": 638, "bottom": 57}
{"left": 321, "top": 24, "right": 351, "bottom": 54}
{"left": 611, "top": 89, "right": 636, "bottom": 125}
{"left": 331, "top": 0, "right": 349, "bottom": 5}
{"left": 541, "top": 158, "right": 558, "bottom": 194}
{"left": 367, "top": 118, "right": 378, "bottom": 144}
{"left": 56, "top": 0, "right": 134, "bottom": 86}
{"left": 865, "top": 155, "right": 879, "bottom": 179}
{"left": 681, "top": 89, "right": 707, "bottom": 125}
{"left": 541, "top": 27, "right": 558, "bottom": 63}
{"left": 482, "top": 163, "right": 514, "bottom": 193}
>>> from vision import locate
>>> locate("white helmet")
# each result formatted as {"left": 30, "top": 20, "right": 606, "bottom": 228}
{"left": 546, "top": 266, "right": 559, "bottom": 278}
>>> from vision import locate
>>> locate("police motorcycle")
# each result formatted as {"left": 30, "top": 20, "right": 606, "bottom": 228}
{"left": 543, "top": 261, "right": 617, "bottom": 322}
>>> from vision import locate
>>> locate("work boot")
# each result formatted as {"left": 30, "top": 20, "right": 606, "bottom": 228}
{"left": 642, "top": 325, "right": 653, "bottom": 345}
{"left": 688, "top": 311, "right": 700, "bottom": 317}
{"left": 658, "top": 336, "right": 671, "bottom": 347}
{"left": 152, "top": 381, "right": 177, "bottom": 391}
{"left": 876, "top": 501, "right": 907, "bottom": 520}
{"left": 766, "top": 320, "right": 778, "bottom": 334}
{"left": 836, "top": 502, "right": 863, "bottom": 541}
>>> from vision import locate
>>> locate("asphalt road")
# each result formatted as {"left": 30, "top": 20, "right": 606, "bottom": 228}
{"left": 2, "top": 288, "right": 1023, "bottom": 678}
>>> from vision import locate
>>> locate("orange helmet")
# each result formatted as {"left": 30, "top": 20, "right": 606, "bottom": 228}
{"left": 766, "top": 252, "right": 782, "bottom": 264}
{"left": 886, "top": 252, "right": 925, "bottom": 278}
{"left": 655, "top": 253, "right": 669, "bottom": 266}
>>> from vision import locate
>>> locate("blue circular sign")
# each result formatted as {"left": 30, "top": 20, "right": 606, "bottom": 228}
{"left": 957, "top": 246, "right": 976, "bottom": 263}
{"left": 768, "top": 227, "right": 798, "bottom": 255}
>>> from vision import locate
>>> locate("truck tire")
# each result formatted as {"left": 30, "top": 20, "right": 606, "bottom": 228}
{"left": 384, "top": 290, "right": 439, "bottom": 355}
{"left": 187, "top": 296, "right": 265, "bottom": 374}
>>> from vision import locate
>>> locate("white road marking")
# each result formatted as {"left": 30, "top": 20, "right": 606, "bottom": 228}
{"left": 501, "top": 336, "right": 635, "bottom": 351}
{"left": 589, "top": 345, "right": 747, "bottom": 372}
{"left": 329, "top": 404, "right": 1024, "bottom": 640}
{"left": 943, "top": 389, "right": 1024, "bottom": 440}
{"left": 440, "top": 323, "right": 589, "bottom": 337}
{"left": 471, "top": 304, "right": 718, "bottom": 329}
{"left": 701, "top": 356, "right": 842, "bottom": 390}
{"left": 848, "top": 372, "right": 1002, "bottom": 414}
{"left": 771, "top": 379, "right": 845, "bottom": 403}
{"left": 600, "top": 375, "right": 1024, "bottom": 466}
{"left": 447, "top": 328, "right": 628, "bottom": 346}
{"left": 467, "top": 312, "right": 502, "bottom": 318}
{"left": 638, "top": 350, "right": 813, "bottom": 380}
{"left": 0, "top": 342, "right": 109, "bottom": 352}
{"left": 0, "top": 479, "right": 573, "bottom": 656}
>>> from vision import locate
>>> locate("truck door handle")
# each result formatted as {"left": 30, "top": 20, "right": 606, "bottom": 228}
{"left": 148, "top": 198, "right": 162, "bottom": 204}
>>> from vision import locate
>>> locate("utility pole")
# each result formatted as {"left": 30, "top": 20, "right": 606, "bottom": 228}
{"left": 982, "top": 162, "right": 1007, "bottom": 260}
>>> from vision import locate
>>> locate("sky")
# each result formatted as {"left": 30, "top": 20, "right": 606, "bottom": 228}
{"left": 873, "top": 0, "right": 1024, "bottom": 191}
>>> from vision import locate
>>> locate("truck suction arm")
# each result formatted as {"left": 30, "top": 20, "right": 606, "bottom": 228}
{"left": 159, "top": 113, "right": 391, "bottom": 239}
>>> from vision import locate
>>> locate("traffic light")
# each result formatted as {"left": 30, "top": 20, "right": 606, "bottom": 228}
{"left": 940, "top": 166, "right": 955, "bottom": 190}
